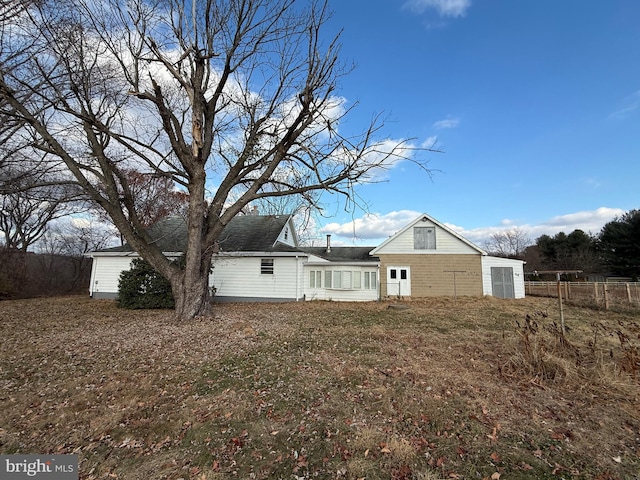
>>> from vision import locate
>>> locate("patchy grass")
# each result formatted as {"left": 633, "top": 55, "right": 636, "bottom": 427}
{"left": 0, "top": 296, "right": 639, "bottom": 479}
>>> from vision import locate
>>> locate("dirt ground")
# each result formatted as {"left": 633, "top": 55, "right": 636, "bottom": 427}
{"left": 0, "top": 296, "right": 638, "bottom": 479}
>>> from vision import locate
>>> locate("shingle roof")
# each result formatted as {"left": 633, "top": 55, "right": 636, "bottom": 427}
{"left": 301, "top": 246, "right": 378, "bottom": 262}
{"left": 95, "top": 215, "right": 379, "bottom": 263}
{"left": 96, "top": 215, "right": 291, "bottom": 253}
{"left": 217, "top": 215, "right": 290, "bottom": 252}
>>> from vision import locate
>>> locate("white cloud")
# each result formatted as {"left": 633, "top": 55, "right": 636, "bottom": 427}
{"left": 352, "top": 139, "right": 421, "bottom": 181}
{"left": 320, "top": 207, "right": 626, "bottom": 247}
{"left": 70, "top": 217, "right": 91, "bottom": 228}
{"left": 452, "top": 207, "right": 625, "bottom": 245}
{"left": 403, "top": 0, "right": 471, "bottom": 17}
{"left": 543, "top": 207, "right": 623, "bottom": 230}
{"left": 582, "top": 177, "right": 602, "bottom": 189}
{"left": 433, "top": 117, "right": 460, "bottom": 129}
{"left": 609, "top": 90, "right": 640, "bottom": 120}
{"left": 322, "top": 210, "right": 421, "bottom": 242}
{"left": 421, "top": 136, "right": 439, "bottom": 149}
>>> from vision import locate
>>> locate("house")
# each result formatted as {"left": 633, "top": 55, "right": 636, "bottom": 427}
{"left": 86, "top": 212, "right": 525, "bottom": 302}
{"left": 87, "top": 215, "right": 380, "bottom": 302}
{"left": 370, "top": 213, "right": 525, "bottom": 299}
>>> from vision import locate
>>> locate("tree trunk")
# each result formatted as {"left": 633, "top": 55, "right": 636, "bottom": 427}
{"left": 171, "top": 269, "right": 211, "bottom": 320}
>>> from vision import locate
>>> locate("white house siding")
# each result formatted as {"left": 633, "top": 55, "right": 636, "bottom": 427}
{"left": 89, "top": 255, "right": 137, "bottom": 299}
{"left": 373, "top": 218, "right": 480, "bottom": 255}
{"left": 303, "top": 265, "right": 379, "bottom": 302}
{"left": 275, "top": 218, "right": 298, "bottom": 247}
{"left": 481, "top": 256, "right": 526, "bottom": 299}
{"left": 210, "top": 254, "right": 305, "bottom": 302}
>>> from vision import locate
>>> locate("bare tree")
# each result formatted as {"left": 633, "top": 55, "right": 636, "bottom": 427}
{"left": 0, "top": 0, "right": 39, "bottom": 22}
{"left": 242, "top": 193, "right": 322, "bottom": 245}
{"left": 0, "top": 177, "right": 78, "bottom": 251}
{"left": 34, "top": 218, "right": 116, "bottom": 292}
{"left": 484, "top": 227, "right": 531, "bottom": 259}
{"left": 0, "top": 0, "right": 431, "bottom": 320}
{"left": 35, "top": 218, "right": 116, "bottom": 257}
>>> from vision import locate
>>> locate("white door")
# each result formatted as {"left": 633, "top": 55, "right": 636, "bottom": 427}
{"left": 387, "top": 266, "right": 411, "bottom": 297}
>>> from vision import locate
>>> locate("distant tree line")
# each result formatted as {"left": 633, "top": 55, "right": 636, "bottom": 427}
{"left": 0, "top": 167, "right": 188, "bottom": 299}
{"left": 484, "top": 209, "right": 640, "bottom": 281}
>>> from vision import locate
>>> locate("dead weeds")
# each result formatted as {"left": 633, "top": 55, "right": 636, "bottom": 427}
{"left": 0, "top": 296, "right": 639, "bottom": 479}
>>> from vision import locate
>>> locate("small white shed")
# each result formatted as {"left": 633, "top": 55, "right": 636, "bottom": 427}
{"left": 481, "top": 255, "right": 526, "bottom": 299}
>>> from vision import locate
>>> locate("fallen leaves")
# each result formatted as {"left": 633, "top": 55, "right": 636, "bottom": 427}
{"left": 1, "top": 297, "right": 639, "bottom": 479}
{"left": 487, "top": 423, "right": 500, "bottom": 443}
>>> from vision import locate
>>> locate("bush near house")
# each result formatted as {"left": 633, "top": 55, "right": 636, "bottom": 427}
{"left": 116, "top": 258, "right": 175, "bottom": 309}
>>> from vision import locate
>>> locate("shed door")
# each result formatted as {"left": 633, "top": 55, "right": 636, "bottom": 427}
{"left": 387, "top": 266, "right": 411, "bottom": 297}
{"left": 491, "top": 267, "right": 515, "bottom": 299}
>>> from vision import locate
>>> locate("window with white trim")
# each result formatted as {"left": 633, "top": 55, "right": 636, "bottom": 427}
{"left": 352, "top": 271, "right": 361, "bottom": 289}
{"left": 309, "top": 270, "right": 322, "bottom": 288}
{"left": 364, "top": 271, "right": 377, "bottom": 290}
{"left": 320, "top": 270, "right": 377, "bottom": 290}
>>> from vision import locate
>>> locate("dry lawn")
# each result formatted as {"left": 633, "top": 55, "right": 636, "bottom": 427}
{"left": 0, "top": 296, "right": 639, "bottom": 479}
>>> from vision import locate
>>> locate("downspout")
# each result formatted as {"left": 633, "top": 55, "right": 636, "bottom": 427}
{"left": 88, "top": 255, "right": 97, "bottom": 298}
{"left": 295, "top": 255, "right": 300, "bottom": 301}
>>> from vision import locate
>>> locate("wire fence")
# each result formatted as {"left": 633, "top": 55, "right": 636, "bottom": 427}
{"left": 525, "top": 281, "right": 640, "bottom": 310}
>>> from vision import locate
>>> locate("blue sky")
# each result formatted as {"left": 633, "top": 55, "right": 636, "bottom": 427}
{"left": 314, "top": 0, "right": 640, "bottom": 247}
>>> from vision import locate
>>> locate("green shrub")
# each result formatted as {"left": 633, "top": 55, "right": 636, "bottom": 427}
{"left": 117, "top": 258, "right": 175, "bottom": 309}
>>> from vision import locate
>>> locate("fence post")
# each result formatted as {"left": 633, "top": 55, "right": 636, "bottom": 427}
{"left": 556, "top": 274, "right": 565, "bottom": 334}
{"left": 626, "top": 283, "right": 632, "bottom": 305}
{"left": 604, "top": 283, "right": 610, "bottom": 310}
{"left": 594, "top": 282, "right": 599, "bottom": 306}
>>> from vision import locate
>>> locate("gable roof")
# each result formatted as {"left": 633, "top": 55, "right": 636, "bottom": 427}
{"left": 217, "top": 215, "right": 293, "bottom": 252}
{"left": 301, "top": 246, "right": 379, "bottom": 263}
{"left": 95, "top": 214, "right": 294, "bottom": 254}
{"left": 369, "top": 212, "right": 486, "bottom": 255}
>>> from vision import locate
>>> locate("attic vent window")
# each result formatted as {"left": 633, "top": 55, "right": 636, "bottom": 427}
{"left": 414, "top": 227, "right": 436, "bottom": 250}
{"left": 260, "top": 258, "right": 274, "bottom": 274}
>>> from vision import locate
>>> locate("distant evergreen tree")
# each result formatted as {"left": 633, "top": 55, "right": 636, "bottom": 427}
{"left": 536, "top": 229, "right": 598, "bottom": 272}
{"left": 117, "top": 258, "right": 175, "bottom": 309}
{"left": 598, "top": 209, "right": 640, "bottom": 280}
